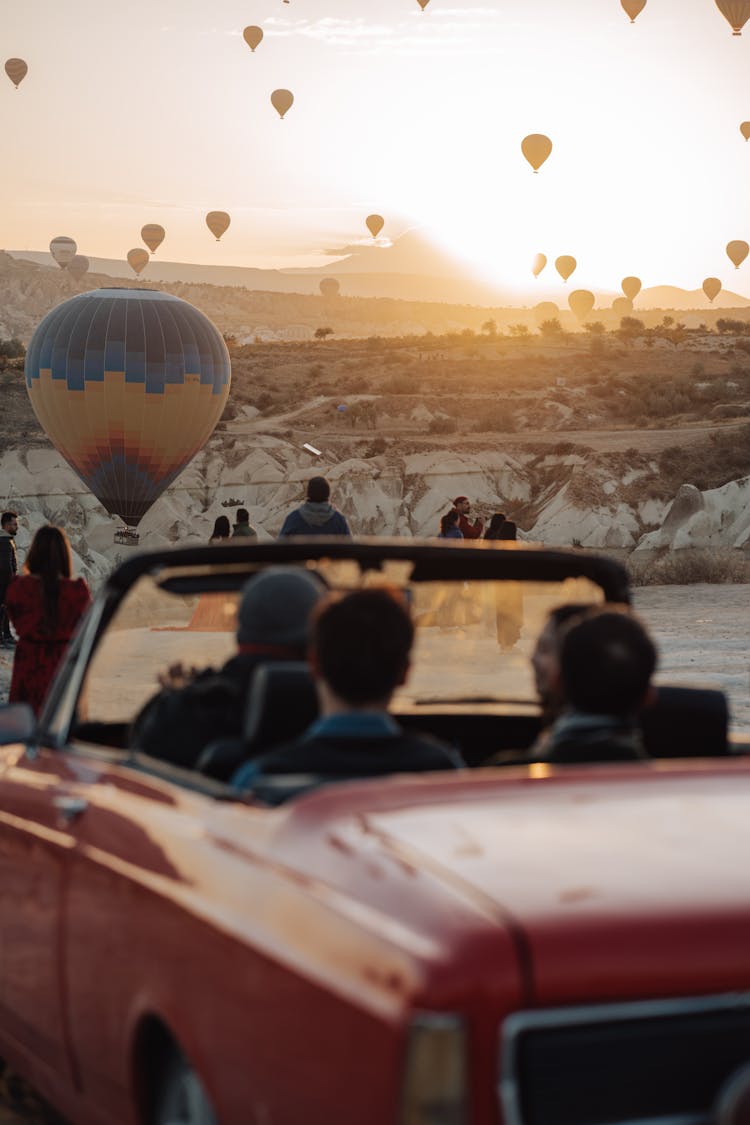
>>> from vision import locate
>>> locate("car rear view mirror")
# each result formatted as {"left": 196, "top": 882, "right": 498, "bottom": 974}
{"left": 0, "top": 703, "right": 37, "bottom": 746}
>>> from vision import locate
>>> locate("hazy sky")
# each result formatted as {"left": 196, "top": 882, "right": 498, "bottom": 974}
{"left": 5, "top": 0, "right": 750, "bottom": 296}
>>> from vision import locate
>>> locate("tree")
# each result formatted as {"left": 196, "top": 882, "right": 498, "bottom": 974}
{"left": 314, "top": 326, "right": 334, "bottom": 341}
{"left": 481, "top": 318, "right": 497, "bottom": 337}
{"left": 508, "top": 323, "right": 530, "bottom": 338}
{"left": 618, "top": 316, "right": 645, "bottom": 339}
{"left": 538, "top": 318, "right": 563, "bottom": 338}
{"left": 584, "top": 321, "right": 606, "bottom": 336}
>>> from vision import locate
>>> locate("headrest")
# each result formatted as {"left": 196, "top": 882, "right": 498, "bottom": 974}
{"left": 243, "top": 661, "right": 319, "bottom": 751}
{"left": 641, "top": 685, "right": 729, "bottom": 758}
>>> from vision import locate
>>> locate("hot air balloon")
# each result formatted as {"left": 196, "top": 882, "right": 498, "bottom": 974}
{"left": 366, "top": 214, "right": 385, "bottom": 238}
{"left": 612, "top": 297, "right": 633, "bottom": 316}
{"left": 24, "top": 289, "right": 230, "bottom": 529}
{"left": 533, "top": 302, "right": 559, "bottom": 327}
{"left": 206, "top": 211, "right": 231, "bottom": 241}
{"left": 320, "top": 278, "right": 340, "bottom": 297}
{"left": 141, "top": 224, "right": 165, "bottom": 253}
{"left": 621, "top": 276, "right": 642, "bottom": 300}
{"left": 715, "top": 1, "right": 750, "bottom": 35}
{"left": 727, "top": 240, "right": 749, "bottom": 269}
{"left": 741, "top": 122, "right": 750, "bottom": 141}
{"left": 555, "top": 255, "right": 577, "bottom": 283}
{"left": 521, "top": 134, "right": 552, "bottom": 173}
{"left": 532, "top": 253, "right": 547, "bottom": 278}
{"left": 417, "top": 0, "right": 430, "bottom": 8}
{"left": 271, "top": 89, "right": 294, "bottom": 119}
{"left": 127, "top": 248, "right": 149, "bottom": 276}
{"left": 703, "top": 277, "right": 722, "bottom": 302}
{"left": 568, "top": 290, "right": 595, "bottom": 321}
{"left": 50, "top": 237, "right": 77, "bottom": 269}
{"left": 5, "top": 58, "right": 27, "bottom": 88}
{"left": 243, "top": 26, "right": 263, "bottom": 51}
{"left": 67, "top": 255, "right": 89, "bottom": 283}
{"left": 621, "top": 0, "right": 647, "bottom": 22}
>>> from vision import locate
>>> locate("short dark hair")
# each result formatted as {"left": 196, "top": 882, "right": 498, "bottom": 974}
{"left": 313, "top": 588, "right": 414, "bottom": 705}
{"left": 1, "top": 511, "right": 18, "bottom": 528}
{"left": 236, "top": 508, "right": 250, "bottom": 523}
{"left": 559, "top": 609, "right": 657, "bottom": 717}
{"left": 307, "top": 476, "right": 330, "bottom": 503}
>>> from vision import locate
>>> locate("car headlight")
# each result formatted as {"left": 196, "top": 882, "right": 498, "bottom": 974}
{"left": 401, "top": 1012, "right": 468, "bottom": 1125}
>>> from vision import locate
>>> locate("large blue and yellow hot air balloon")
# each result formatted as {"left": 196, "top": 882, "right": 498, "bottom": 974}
{"left": 25, "top": 289, "right": 230, "bottom": 528}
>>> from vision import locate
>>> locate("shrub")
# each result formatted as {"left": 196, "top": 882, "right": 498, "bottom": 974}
{"left": 628, "top": 550, "right": 750, "bottom": 586}
{"left": 428, "top": 416, "right": 458, "bottom": 434}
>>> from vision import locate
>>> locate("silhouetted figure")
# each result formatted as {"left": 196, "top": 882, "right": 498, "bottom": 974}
{"left": 232, "top": 508, "right": 257, "bottom": 539}
{"left": 484, "top": 512, "right": 517, "bottom": 540}
{"left": 453, "top": 496, "right": 484, "bottom": 539}
{"left": 438, "top": 509, "right": 463, "bottom": 539}
{"left": 0, "top": 510, "right": 19, "bottom": 648}
{"left": 278, "top": 477, "right": 351, "bottom": 537}
{"left": 531, "top": 603, "right": 595, "bottom": 731}
{"left": 5, "top": 525, "right": 91, "bottom": 715}
{"left": 233, "top": 588, "right": 462, "bottom": 787}
{"left": 209, "top": 515, "right": 231, "bottom": 543}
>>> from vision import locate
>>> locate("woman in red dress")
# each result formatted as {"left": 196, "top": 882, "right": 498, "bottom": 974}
{"left": 5, "top": 525, "right": 91, "bottom": 716}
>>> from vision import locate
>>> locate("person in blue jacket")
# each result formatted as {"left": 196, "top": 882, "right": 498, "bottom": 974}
{"left": 278, "top": 476, "right": 351, "bottom": 538}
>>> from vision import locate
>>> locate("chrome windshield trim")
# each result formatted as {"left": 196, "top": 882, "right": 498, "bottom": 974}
{"left": 499, "top": 992, "right": 750, "bottom": 1125}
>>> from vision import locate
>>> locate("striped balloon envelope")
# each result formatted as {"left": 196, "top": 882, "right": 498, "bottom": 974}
{"left": 25, "top": 288, "right": 231, "bottom": 528}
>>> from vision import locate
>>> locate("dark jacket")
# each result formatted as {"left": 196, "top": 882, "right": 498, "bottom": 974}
{"left": 231, "top": 522, "right": 257, "bottom": 539}
{"left": 278, "top": 502, "right": 351, "bottom": 538}
{"left": 0, "top": 531, "right": 18, "bottom": 588}
{"left": 534, "top": 710, "right": 648, "bottom": 765}
{"left": 233, "top": 718, "right": 462, "bottom": 788}
{"left": 131, "top": 652, "right": 269, "bottom": 768}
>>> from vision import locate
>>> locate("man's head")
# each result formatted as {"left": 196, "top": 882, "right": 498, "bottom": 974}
{"left": 236, "top": 566, "right": 325, "bottom": 654}
{"left": 1, "top": 511, "right": 18, "bottom": 536}
{"left": 532, "top": 603, "right": 594, "bottom": 714}
{"left": 558, "top": 607, "right": 657, "bottom": 718}
{"left": 236, "top": 508, "right": 250, "bottom": 525}
{"left": 311, "top": 588, "right": 414, "bottom": 711}
{"left": 453, "top": 496, "right": 470, "bottom": 515}
{"left": 307, "top": 476, "right": 331, "bottom": 504}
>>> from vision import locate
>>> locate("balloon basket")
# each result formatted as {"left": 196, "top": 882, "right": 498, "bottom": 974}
{"left": 114, "top": 528, "right": 140, "bottom": 546}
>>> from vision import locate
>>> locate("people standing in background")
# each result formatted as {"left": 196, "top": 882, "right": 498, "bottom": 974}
{"left": 5, "top": 525, "right": 91, "bottom": 716}
{"left": 437, "top": 510, "right": 463, "bottom": 539}
{"left": 484, "top": 513, "right": 517, "bottom": 541}
{"left": 0, "top": 511, "right": 19, "bottom": 649}
{"left": 209, "top": 515, "right": 231, "bottom": 544}
{"left": 231, "top": 508, "right": 257, "bottom": 539}
{"left": 278, "top": 477, "right": 351, "bottom": 538}
{"left": 452, "top": 496, "right": 484, "bottom": 539}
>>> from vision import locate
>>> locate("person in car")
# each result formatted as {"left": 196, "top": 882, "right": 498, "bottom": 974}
{"left": 278, "top": 477, "right": 351, "bottom": 538}
{"left": 533, "top": 606, "right": 657, "bottom": 764}
{"left": 531, "top": 603, "right": 595, "bottom": 735}
{"left": 131, "top": 567, "right": 325, "bottom": 768}
{"left": 232, "top": 587, "right": 463, "bottom": 787}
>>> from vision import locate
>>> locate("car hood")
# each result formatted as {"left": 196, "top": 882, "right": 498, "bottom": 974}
{"left": 352, "top": 763, "right": 750, "bottom": 1005}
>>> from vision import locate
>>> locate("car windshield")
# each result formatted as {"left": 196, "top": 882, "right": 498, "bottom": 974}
{"left": 79, "top": 558, "right": 606, "bottom": 726}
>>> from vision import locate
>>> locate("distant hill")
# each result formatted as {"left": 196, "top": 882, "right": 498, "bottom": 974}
{"left": 638, "top": 285, "right": 750, "bottom": 310}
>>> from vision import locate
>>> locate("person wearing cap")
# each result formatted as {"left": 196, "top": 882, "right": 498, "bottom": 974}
{"left": 452, "top": 497, "right": 484, "bottom": 539}
{"left": 278, "top": 477, "right": 351, "bottom": 538}
{"left": 130, "top": 567, "right": 325, "bottom": 769}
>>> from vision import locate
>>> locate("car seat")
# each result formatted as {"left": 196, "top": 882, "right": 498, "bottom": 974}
{"left": 640, "top": 685, "right": 729, "bottom": 758}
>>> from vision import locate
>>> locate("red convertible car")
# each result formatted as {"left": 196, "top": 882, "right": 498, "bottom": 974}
{"left": 0, "top": 539, "right": 749, "bottom": 1125}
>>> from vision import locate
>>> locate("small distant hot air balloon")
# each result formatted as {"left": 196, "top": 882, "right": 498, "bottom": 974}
{"left": 366, "top": 214, "right": 385, "bottom": 239}
{"left": 703, "top": 278, "right": 722, "bottom": 302}
{"left": 533, "top": 302, "right": 559, "bottom": 327}
{"left": 271, "top": 89, "right": 294, "bottom": 119}
{"left": 320, "top": 278, "right": 340, "bottom": 297}
{"left": 50, "top": 237, "right": 77, "bottom": 269}
{"left": 727, "top": 240, "right": 749, "bottom": 269}
{"left": 337, "top": 403, "right": 348, "bottom": 413}
{"left": 243, "top": 26, "right": 263, "bottom": 51}
{"left": 206, "top": 211, "right": 231, "bottom": 241}
{"left": 569, "top": 290, "right": 595, "bottom": 321}
{"left": 741, "top": 122, "right": 750, "bottom": 141}
{"left": 127, "top": 248, "right": 149, "bottom": 276}
{"left": 532, "top": 253, "right": 547, "bottom": 278}
{"left": 141, "top": 224, "right": 165, "bottom": 253}
{"left": 612, "top": 297, "right": 633, "bottom": 316}
{"left": 715, "top": 1, "right": 750, "bottom": 35}
{"left": 521, "top": 134, "right": 553, "bottom": 173}
{"left": 67, "top": 255, "right": 89, "bottom": 283}
{"left": 25, "top": 289, "right": 230, "bottom": 530}
{"left": 5, "top": 58, "right": 27, "bottom": 88}
{"left": 621, "top": 276, "right": 642, "bottom": 301}
{"left": 417, "top": 0, "right": 430, "bottom": 8}
{"left": 555, "top": 255, "right": 577, "bottom": 283}
{"left": 621, "top": 0, "right": 647, "bottom": 22}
